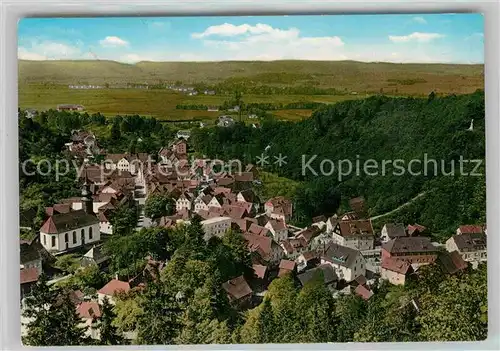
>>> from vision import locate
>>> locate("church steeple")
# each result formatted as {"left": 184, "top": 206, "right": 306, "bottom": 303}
{"left": 81, "top": 169, "right": 94, "bottom": 215}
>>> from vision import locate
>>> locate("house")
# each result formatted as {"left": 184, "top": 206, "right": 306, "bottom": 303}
{"left": 222, "top": 276, "right": 253, "bottom": 308}
{"left": 194, "top": 195, "right": 212, "bottom": 213}
{"left": 438, "top": 251, "right": 468, "bottom": 274}
{"left": 278, "top": 259, "right": 296, "bottom": 277}
{"left": 20, "top": 242, "right": 42, "bottom": 274}
{"left": 354, "top": 284, "right": 373, "bottom": 301}
{"left": 332, "top": 220, "right": 375, "bottom": 251}
{"left": 320, "top": 243, "right": 366, "bottom": 282}
{"left": 445, "top": 233, "right": 486, "bottom": 265}
{"left": 217, "top": 115, "right": 235, "bottom": 127}
{"left": 297, "top": 264, "right": 337, "bottom": 290}
{"left": 243, "top": 232, "right": 284, "bottom": 265}
{"left": 251, "top": 264, "right": 269, "bottom": 291}
{"left": 80, "top": 244, "right": 109, "bottom": 268}
{"left": 264, "top": 196, "right": 293, "bottom": 222}
{"left": 296, "top": 226, "right": 323, "bottom": 247}
{"left": 237, "top": 189, "right": 260, "bottom": 212}
{"left": 456, "top": 225, "right": 484, "bottom": 236}
{"left": 381, "top": 237, "right": 438, "bottom": 269}
{"left": 57, "top": 104, "right": 85, "bottom": 111}
{"left": 176, "top": 130, "right": 191, "bottom": 140}
{"left": 201, "top": 216, "right": 232, "bottom": 240}
{"left": 39, "top": 210, "right": 100, "bottom": 253}
{"left": 76, "top": 301, "right": 101, "bottom": 339}
{"left": 407, "top": 223, "right": 427, "bottom": 236}
{"left": 20, "top": 267, "right": 40, "bottom": 300}
{"left": 172, "top": 140, "right": 187, "bottom": 155}
{"left": 105, "top": 153, "right": 149, "bottom": 175}
{"left": 265, "top": 219, "right": 288, "bottom": 243}
{"left": 380, "top": 257, "right": 414, "bottom": 285}
{"left": 380, "top": 223, "right": 407, "bottom": 243}
{"left": 280, "top": 238, "right": 308, "bottom": 260}
{"left": 98, "top": 209, "right": 113, "bottom": 234}
{"left": 247, "top": 223, "right": 270, "bottom": 237}
{"left": 176, "top": 192, "right": 194, "bottom": 212}
{"left": 325, "top": 215, "right": 338, "bottom": 233}
{"left": 97, "top": 279, "right": 131, "bottom": 305}
{"left": 296, "top": 251, "right": 321, "bottom": 272}
{"left": 312, "top": 215, "right": 327, "bottom": 230}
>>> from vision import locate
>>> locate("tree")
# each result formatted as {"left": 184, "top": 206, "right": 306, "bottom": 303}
{"left": 110, "top": 121, "right": 121, "bottom": 141}
{"left": 23, "top": 277, "right": 88, "bottom": 346}
{"left": 144, "top": 194, "right": 175, "bottom": 220}
{"left": 97, "top": 297, "right": 124, "bottom": 345}
{"left": 136, "top": 283, "right": 181, "bottom": 345}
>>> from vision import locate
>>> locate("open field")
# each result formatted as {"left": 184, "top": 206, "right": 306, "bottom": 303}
{"left": 19, "top": 60, "right": 484, "bottom": 96}
{"left": 19, "top": 83, "right": 365, "bottom": 121}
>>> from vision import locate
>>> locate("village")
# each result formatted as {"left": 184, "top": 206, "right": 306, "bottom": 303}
{"left": 19, "top": 128, "right": 488, "bottom": 341}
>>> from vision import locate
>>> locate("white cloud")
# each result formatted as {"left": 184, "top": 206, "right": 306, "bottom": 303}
{"left": 99, "top": 36, "right": 129, "bottom": 47}
{"left": 18, "top": 40, "right": 83, "bottom": 60}
{"left": 192, "top": 23, "right": 281, "bottom": 38}
{"left": 412, "top": 16, "right": 427, "bottom": 24}
{"left": 389, "top": 32, "right": 444, "bottom": 43}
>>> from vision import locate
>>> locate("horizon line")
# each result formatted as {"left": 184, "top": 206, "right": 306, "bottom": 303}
{"left": 18, "top": 59, "right": 485, "bottom": 65}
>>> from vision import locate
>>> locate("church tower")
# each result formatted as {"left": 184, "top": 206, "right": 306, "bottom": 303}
{"left": 81, "top": 170, "right": 94, "bottom": 215}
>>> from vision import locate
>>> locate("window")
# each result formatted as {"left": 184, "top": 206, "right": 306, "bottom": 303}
{"left": 51, "top": 236, "right": 56, "bottom": 247}
{"left": 43, "top": 235, "right": 46, "bottom": 245}
{"left": 89, "top": 227, "right": 93, "bottom": 240}
{"left": 65, "top": 233, "right": 68, "bottom": 243}
{"left": 81, "top": 228, "right": 85, "bottom": 241}
{"left": 73, "top": 231, "right": 77, "bottom": 244}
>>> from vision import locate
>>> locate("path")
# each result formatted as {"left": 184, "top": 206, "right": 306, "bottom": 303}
{"left": 370, "top": 192, "right": 427, "bottom": 221}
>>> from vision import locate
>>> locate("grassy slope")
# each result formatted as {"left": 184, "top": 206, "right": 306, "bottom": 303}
{"left": 19, "top": 59, "right": 484, "bottom": 95}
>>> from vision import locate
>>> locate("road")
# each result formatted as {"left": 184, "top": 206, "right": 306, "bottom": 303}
{"left": 370, "top": 192, "right": 427, "bottom": 221}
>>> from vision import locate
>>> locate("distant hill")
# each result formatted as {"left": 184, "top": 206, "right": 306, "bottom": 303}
{"left": 18, "top": 59, "right": 484, "bottom": 95}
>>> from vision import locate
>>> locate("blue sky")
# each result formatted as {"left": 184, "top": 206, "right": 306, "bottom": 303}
{"left": 18, "top": 14, "right": 484, "bottom": 63}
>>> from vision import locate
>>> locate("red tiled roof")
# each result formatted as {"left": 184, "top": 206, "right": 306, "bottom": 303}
{"left": 354, "top": 284, "right": 373, "bottom": 301}
{"left": 381, "top": 257, "right": 412, "bottom": 275}
{"left": 243, "top": 232, "right": 274, "bottom": 260}
{"left": 338, "top": 220, "right": 374, "bottom": 237}
{"left": 458, "top": 225, "right": 484, "bottom": 234}
{"left": 222, "top": 275, "right": 252, "bottom": 301}
{"left": 77, "top": 301, "right": 102, "bottom": 319}
{"left": 252, "top": 264, "right": 267, "bottom": 279}
{"left": 98, "top": 279, "right": 130, "bottom": 296}
{"left": 407, "top": 223, "right": 427, "bottom": 235}
{"left": 279, "top": 259, "right": 296, "bottom": 271}
{"left": 20, "top": 267, "right": 39, "bottom": 284}
{"left": 267, "top": 219, "right": 286, "bottom": 231}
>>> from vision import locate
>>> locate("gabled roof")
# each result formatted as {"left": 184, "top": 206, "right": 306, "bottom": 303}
{"left": 381, "top": 257, "right": 413, "bottom": 275}
{"left": 296, "top": 226, "right": 322, "bottom": 243}
{"left": 98, "top": 279, "right": 131, "bottom": 296}
{"left": 438, "top": 251, "right": 468, "bottom": 274}
{"left": 458, "top": 225, "right": 484, "bottom": 235}
{"left": 337, "top": 220, "right": 374, "bottom": 237}
{"left": 383, "top": 223, "right": 407, "bottom": 238}
{"left": 312, "top": 215, "right": 327, "bottom": 223}
{"left": 266, "top": 219, "right": 287, "bottom": 232}
{"left": 451, "top": 233, "right": 486, "bottom": 251}
{"left": 77, "top": 301, "right": 102, "bottom": 319}
{"left": 279, "top": 259, "right": 296, "bottom": 271}
{"left": 407, "top": 223, "right": 427, "bottom": 236}
{"left": 382, "top": 236, "right": 437, "bottom": 255}
{"left": 248, "top": 223, "right": 269, "bottom": 236}
{"left": 252, "top": 264, "right": 268, "bottom": 279}
{"left": 354, "top": 284, "right": 373, "bottom": 300}
{"left": 222, "top": 275, "right": 252, "bottom": 301}
{"left": 40, "top": 210, "right": 98, "bottom": 234}
{"left": 321, "top": 243, "right": 360, "bottom": 268}
{"left": 238, "top": 189, "right": 258, "bottom": 203}
{"left": 20, "top": 267, "right": 39, "bottom": 284}
{"left": 83, "top": 245, "right": 109, "bottom": 265}
{"left": 234, "top": 172, "right": 254, "bottom": 182}
{"left": 243, "top": 232, "right": 274, "bottom": 260}
{"left": 297, "top": 264, "right": 337, "bottom": 286}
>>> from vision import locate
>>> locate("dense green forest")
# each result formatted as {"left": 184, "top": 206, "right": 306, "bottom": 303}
{"left": 191, "top": 91, "right": 486, "bottom": 240}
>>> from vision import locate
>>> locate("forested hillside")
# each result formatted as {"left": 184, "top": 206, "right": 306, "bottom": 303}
{"left": 191, "top": 91, "right": 486, "bottom": 240}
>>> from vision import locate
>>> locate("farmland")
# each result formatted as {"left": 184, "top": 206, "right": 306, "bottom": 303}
{"left": 18, "top": 59, "right": 484, "bottom": 121}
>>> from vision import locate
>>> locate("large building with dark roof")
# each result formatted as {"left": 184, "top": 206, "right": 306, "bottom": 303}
{"left": 320, "top": 243, "right": 366, "bottom": 282}
{"left": 445, "top": 232, "right": 486, "bottom": 264}
{"left": 381, "top": 236, "right": 438, "bottom": 268}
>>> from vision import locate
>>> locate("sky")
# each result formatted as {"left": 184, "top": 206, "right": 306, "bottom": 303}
{"left": 17, "top": 14, "right": 484, "bottom": 64}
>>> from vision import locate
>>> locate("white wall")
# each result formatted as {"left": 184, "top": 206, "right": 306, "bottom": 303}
{"left": 41, "top": 223, "right": 100, "bottom": 253}
{"left": 201, "top": 217, "right": 231, "bottom": 240}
